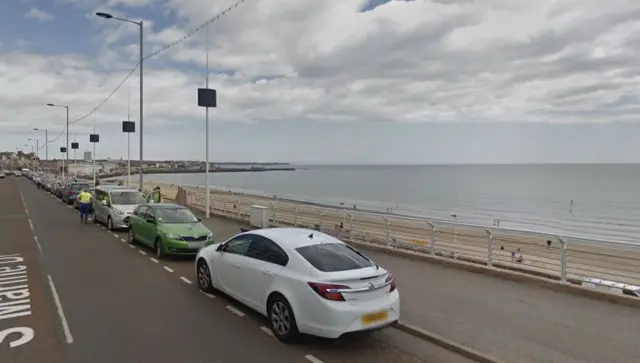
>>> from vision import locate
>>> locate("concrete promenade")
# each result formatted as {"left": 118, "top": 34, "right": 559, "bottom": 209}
{"left": 145, "top": 182, "right": 640, "bottom": 363}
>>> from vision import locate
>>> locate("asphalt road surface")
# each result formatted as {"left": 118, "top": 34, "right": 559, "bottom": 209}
{"left": 1, "top": 176, "right": 473, "bottom": 363}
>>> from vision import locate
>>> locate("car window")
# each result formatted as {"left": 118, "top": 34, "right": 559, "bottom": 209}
{"left": 247, "top": 235, "right": 289, "bottom": 266}
{"left": 134, "top": 206, "right": 147, "bottom": 217}
{"left": 144, "top": 208, "right": 156, "bottom": 220}
{"left": 295, "top": 243, "right": 374, "bottom": 272}
{"left": 110, "top": 190, "right": 144, "bottom": 205}
{"left": 155, "top": 208, "right": 199, "bottom": 223}
{"left": 224, "top": 236, "right": 253, "bottom": 256}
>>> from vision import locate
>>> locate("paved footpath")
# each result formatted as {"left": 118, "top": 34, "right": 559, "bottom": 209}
{"left": 1, "top": 176, "right": 474, "bottom": 363}
{"left": 196, "top": 208, "right": 640, "bottom": 363}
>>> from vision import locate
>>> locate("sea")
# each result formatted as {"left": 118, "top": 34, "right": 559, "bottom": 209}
{"left": 137, "top": 164, "right": 640, "bottom": 245}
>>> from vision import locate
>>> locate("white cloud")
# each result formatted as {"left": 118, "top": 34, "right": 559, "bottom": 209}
{"left": 5, "top": 0, "right": 640, "bottom": 159}
{"left": 24, "top": 7, "right": 55, "bottom": 21}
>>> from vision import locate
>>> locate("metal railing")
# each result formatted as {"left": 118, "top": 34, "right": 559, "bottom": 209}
{"left": 180, "top": 186, "right": 640, "bottom": 289}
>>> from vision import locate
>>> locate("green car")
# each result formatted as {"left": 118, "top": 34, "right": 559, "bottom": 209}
{"left": 127, "top": 203, "right": 215, "bottom": 259}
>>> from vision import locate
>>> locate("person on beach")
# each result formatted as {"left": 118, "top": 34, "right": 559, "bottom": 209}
{"left": 547, "top": 240, "right": 552, "bottom": 248}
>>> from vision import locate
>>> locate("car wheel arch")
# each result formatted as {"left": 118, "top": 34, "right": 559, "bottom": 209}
{"left": 266, "top": 291, "right": 297, "bottom": 319}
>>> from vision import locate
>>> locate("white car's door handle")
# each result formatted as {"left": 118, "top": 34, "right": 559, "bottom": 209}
{"left": 262, "top": 270, "right": 273, "bottom": 276}
{"left": 233, "top": 263, "right": 240, "bottom": 268}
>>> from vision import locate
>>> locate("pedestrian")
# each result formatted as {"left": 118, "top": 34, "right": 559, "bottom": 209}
{"left": 151, "top": 185, "right": 162, "bottom": 203}
{"left": 78, "top": 188, "right": 93, "bottom": 224}
{"left": 547, "top": 240, "right": 552, "bottom": 248}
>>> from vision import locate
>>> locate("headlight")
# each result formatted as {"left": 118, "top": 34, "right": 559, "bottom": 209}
{"left": 166, "top": 234, "right": 182, "bottom": 240}
{"left": 206, "top": 232, "right": 214, "bottom": 239}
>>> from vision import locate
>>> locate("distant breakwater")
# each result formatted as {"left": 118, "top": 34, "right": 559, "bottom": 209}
{"left": 98, "top": 167, "right": 295, "bottom": 179}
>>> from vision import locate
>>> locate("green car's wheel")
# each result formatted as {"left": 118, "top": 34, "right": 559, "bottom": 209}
{"left": 128, "top": 228, "right": 136, "bottom": 245}
{"left": 155, "top": 238, "right": 165, "bottom": 259}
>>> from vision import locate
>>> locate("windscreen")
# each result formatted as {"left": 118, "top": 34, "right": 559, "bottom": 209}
{"left": 155, "top": 208, "right": 199, "bottom": 223}
{"left": 110, "top": 191, "right": 144, "bottom": 205}
{"left": 70, "top": 183, "right": 90, "bottom": 191}
{"left": 295, "top": 243, "right": 374, "bottom": 272}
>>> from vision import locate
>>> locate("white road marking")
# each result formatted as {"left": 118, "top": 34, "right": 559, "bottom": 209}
{"left": 259, "top": 326, "right": 275, "bottom": 337}
{"left": 101, "top": 227, "right": 106, "bottom": 230}
{"left": 33, "top": 236, "right": 43, "bottom": 257}
{"left": 201, "top": 291, "right": 216, "bottom": 298}
{"left": 305, "top": 355, "right": 324, "bottom": 363}
{"left": 226, "top": 305, "right": 245, "bottom": 317}
{"left": 24, "top": 208, "right": 29, "bottom": 217}
{"left": 47, "top": 275, "right": 74, "bottom": 344}
{"left": 28, "top": 219, "right": 34, "bottom": 233}
{"left": 138, "top": 250, "right": 147, "bottom": 256}
{"left": 163, "top": 266, "right": 174, "bottom": 272}
{"left": 180, "top": 276, "right": 192, "bottom": 284}
{"left": 128, "top": 245, "right": 135, "bottom": 249}
{"left": 112, "top": 234, "right": 119, "bottom": 238}
{"left": 120, "top": 238, "right": 126, "bottom": 243}
{"left": 150, "top": 258, "right": 159, "bottom": 263}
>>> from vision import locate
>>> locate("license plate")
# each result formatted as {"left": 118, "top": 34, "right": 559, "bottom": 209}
{"left": 360, "top": 310, "right": 389, "bottom": 326}
{"left": 188, "top": 242, "right": 203, "bottom": 249}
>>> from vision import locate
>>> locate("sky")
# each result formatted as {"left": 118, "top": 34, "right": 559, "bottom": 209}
{"left": 2, "top": 0, "right": 640, "bottom": 164}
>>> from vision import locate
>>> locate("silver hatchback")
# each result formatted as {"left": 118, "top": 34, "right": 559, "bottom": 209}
{"left": 92, "top": 186, "right": 145, "bottom": 230}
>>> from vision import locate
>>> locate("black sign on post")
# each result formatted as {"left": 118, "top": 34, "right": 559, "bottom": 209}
{"left": 71, "top": 142, "right": 79, "bottom": 150}
{"left": 60, "top": 147, "right": 67, "bottom": 153}
{"left": 89, "top": 134, "right": 100, "bottom": 143}
{"left": 197, "top": 88, "right": 217, "bottom": 108}
{"left": 122, "top": 121, "right": 135, "bottom": 133}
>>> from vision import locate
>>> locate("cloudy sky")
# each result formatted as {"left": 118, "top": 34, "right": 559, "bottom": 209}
{"left": 2, "top": 0, "right": 640, "bottom": 164}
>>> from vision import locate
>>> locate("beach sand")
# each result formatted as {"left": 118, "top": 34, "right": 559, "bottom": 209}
{"left": 136, "top": 181, "right": 640, "bottom": 286}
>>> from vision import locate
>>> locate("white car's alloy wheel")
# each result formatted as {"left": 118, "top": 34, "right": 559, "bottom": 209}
{"left": 270, "top": 301, "right": 291, "bottom": 336}
{"left": 197, "top": 261, "right": 212, "bottom": 291}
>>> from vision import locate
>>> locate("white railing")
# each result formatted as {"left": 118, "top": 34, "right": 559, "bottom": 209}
{"left": 176, "top": 185, "right": 640, "bottom": 291}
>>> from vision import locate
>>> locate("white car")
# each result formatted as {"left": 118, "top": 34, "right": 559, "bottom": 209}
{"left": 195, "top": 228, "right": 400, "bottom": 342}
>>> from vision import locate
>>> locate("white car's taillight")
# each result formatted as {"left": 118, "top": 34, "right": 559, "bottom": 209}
{"left": 307, "top": 282, "right": 349, "bottom": 302}
{"left": 386, "top": 274, "right": 396, "bottom": 292}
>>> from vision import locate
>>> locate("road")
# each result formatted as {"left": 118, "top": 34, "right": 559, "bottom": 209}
{"left": 0, "top": 176, "right": 473, "bottom": 363}
{"left": 193, "top": 202, "right": 640, "bottom": 363}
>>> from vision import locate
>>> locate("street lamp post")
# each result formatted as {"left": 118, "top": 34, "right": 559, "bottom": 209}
{"left": 33, "top": 128, "right": 48, "bottom": 161}
{"left": 47, "top": 104, "right": 69, "bottom": 180}
{"left": 96, "top": 12, "right": 144, "bottom": 190}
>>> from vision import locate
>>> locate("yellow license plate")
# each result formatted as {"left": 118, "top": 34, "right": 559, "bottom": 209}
{"left": 360, "top": 310, "right": 389, "bottom": 326}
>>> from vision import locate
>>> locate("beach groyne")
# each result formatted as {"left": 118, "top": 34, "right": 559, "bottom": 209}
{"left": 135, "top": 181, "right": 640, "bottom": 294}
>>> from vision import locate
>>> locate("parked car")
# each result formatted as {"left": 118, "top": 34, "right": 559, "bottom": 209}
{"left": 60, "top": 182, "right": 91, "bottom": 204}
{"left": 194, "top": 228, "right": 400, "bottom": 342}
{"left": 127, "top": 204, "right": 214, "bottom": 258}
{"left": 93, "top": 185, "right": 145, "bottom": 230}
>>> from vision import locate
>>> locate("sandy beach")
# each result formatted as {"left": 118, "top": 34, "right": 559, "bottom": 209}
{"left": 133, "top": 180, "right": 640, "bottom": 287}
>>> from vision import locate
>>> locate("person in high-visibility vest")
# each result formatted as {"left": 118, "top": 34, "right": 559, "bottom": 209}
{"left": 78, "top": 188, "right": 93, "bottom": 224}
{"left": 152, "top": 186, "right": 162, "bottom": 203}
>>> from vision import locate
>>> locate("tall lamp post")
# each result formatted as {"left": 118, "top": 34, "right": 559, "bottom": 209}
{"left": 47, "top": 104, "right": 69, "bottom": 180}
{"left": 28, "top": 138, "right": 38, "bottom": 157}
{"left": 33, "top": 128, "right": 48, "bottom": 161}
{"left": 95, "top": 12, "right": 144, "bottom": 190}
{"left": 122, "top": 121, "right": 135, "bottom": 187}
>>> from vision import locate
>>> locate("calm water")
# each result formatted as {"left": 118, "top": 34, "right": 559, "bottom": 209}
{"left": 141, "top": 164, "right": 640, "bottom": 244}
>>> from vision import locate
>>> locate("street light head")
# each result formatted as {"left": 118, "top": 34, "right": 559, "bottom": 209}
{"left": 33, "top": 128, "right": 39, "bottom": 130}
{"left": 96, "top": 12, "right": 113, "bottom": 19}
{"left": 46, "top": 103, "right": 54, "bottom": 106}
